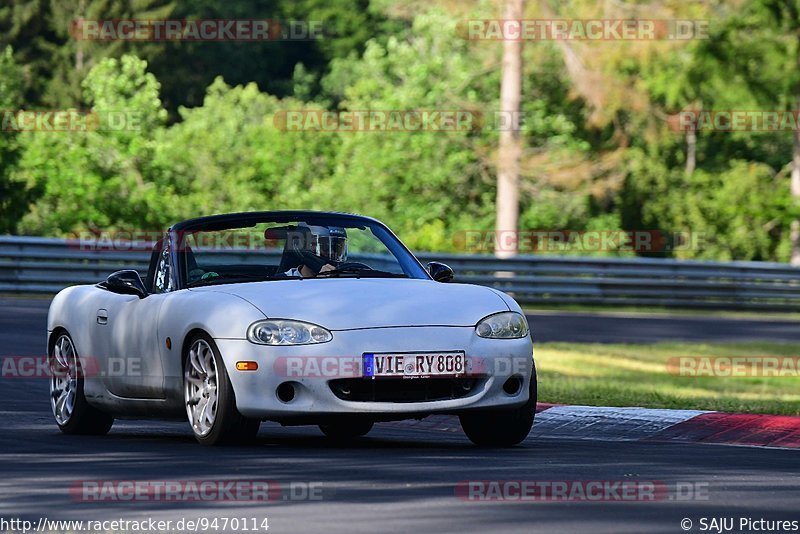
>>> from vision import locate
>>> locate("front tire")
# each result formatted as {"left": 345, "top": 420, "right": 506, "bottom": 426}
{"left": 460, "top": 369, "right": 537, "bottom": 447}
{"left": 184, "top": 333, "right": 260, "bottom": 446}
{"left": 49, "top": 332, "right": 114, "bottom": 435}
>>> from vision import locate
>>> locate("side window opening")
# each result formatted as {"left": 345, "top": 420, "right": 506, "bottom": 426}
{"left": 152, "top": 237, "right": 174, "bottom": 294}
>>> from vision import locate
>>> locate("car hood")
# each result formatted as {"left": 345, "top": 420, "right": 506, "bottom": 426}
{"left": 191, "top": 278, "right": 510, "bottom": 330}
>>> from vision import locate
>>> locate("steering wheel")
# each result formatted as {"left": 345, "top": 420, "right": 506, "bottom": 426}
{"left": 334, "top": 261, "right": 372, "bottom": 271}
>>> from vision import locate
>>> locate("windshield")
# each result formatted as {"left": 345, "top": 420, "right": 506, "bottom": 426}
{"left": 178, "top": 215, "right": 428, "bottom": 287}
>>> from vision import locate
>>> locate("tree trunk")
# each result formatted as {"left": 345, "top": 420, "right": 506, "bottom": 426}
{"left": 685, "top": 126, "right": 696, "bottom": 176}
{"left": 791, "top": 25, "right": 800, "bottom": 266}
{"left": 75, "top": 0, "right": 86, "bottom": 71}
{"left": 791, "top": 115, "right": 800, "bottom": 265}
{"left": 495, "top": 0, "right": 524, "bottom": 259}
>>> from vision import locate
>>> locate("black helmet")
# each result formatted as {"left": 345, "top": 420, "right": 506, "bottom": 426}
{"left": 289, "top": 224, "right": 348, "bottom": 263}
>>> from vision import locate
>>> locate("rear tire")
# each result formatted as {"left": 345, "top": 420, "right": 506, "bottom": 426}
{"left": 184, "top": 333, "right": 260, "bottom": 446}
{"left": 49, "top": 332, "right": 114, "bottom": 436}
{"left": 460, "top": 369, "right": 537, "bottom": 447}
{"left": 319, "top": 418, "right": 374, "bottom": 441}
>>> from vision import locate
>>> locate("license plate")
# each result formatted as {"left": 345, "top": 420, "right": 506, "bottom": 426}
{"left": 363, "top": 352, "right": 466, "bottom": 378}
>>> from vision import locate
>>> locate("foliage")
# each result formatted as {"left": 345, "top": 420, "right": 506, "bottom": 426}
{"left": 0, "top": 46, "right": 27, "bottom": 233}
{"left": 2, "top": 1, "right": 800, "bottom": 261}
{"left": 14, "top": 55, "right": 170, "bottom": 234}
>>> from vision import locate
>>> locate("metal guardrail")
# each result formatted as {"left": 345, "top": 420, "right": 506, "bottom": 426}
{"left": 2, "top": 236, "right": 800, "bottom": 310}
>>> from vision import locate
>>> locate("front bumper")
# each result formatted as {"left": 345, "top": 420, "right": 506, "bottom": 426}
{"left": 215, "top": 326, "right": 534, "bottom": 420}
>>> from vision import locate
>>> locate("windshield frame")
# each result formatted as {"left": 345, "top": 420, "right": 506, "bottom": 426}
{"left": 170, "top": 211, "right": 431, "bottom": 289}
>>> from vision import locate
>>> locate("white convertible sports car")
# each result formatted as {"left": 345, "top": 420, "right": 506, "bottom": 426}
{"left": 48, "top": 211, "right": 536, "bottom": 446}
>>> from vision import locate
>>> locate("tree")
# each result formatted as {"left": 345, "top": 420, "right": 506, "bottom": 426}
{"left": 0, "top": 46, "right": 27, "bottom": 233}
{"left": 318, "top": 10, "right": 495, "bottom": 251}
{"left": 13, "top": 55, "right": 170, "bottom": 234}
{"left": 495, "top": 0, "right": 524, "bottom": 258}
{"left": 123, "top": 0, "right": 398, "bottom": 114}
{"left": 0, "top": 0, "right": 175, "bottom": 107}
{"left": 639, "top": 0, "right": 800, "bottom": 262}
{"left": 151, "top": 77, "right": 339, "bottom": 219}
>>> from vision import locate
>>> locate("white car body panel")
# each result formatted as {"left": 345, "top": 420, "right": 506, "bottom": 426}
{"left": 216, "top": 327, "right": 533, "bottom": 419}
{"left": 48, "top": 277, "right": 533, "bottom": 422}
{"left": 188, "top": 278, "right": 512, "bottom": 329}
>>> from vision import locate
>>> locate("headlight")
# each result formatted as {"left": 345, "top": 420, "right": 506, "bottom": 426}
{"left": 247, "top": 320, "right": 332, "bottom": 345}
{"left": 475, "top": 312, "right": 529, "bottom": 339}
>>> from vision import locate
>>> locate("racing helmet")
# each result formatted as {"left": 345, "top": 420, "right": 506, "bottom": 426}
{"left": 291, "top": 224, "right": 348, "bottom": 263}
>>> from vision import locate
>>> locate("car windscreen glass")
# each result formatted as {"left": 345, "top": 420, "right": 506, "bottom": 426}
{"left": 180, "top": 217, "right": 427, "bottom": 286}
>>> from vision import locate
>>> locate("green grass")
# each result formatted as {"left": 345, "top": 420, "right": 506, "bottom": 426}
{"left": 524, "top": 304, "right": 800, "bottom": 321}
{"left": 535, "top": 342, "right": 800, "bottom": 416}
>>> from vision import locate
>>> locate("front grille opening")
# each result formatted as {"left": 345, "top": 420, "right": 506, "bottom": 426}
{"left": 329, "top": 377, "right": 479, "bottom": 402}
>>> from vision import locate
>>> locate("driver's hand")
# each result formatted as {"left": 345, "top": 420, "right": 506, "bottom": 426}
{"left": 299, "top": 263, "right": 336, "bottom": 277}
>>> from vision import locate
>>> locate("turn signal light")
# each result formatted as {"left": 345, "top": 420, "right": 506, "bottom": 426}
{"left": 236, "top": 361, "right": 259, "bottom": 371}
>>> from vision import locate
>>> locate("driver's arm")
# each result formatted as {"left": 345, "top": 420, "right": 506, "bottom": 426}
{"left": 291, "top": 263, "right": 335, "bottom": 278}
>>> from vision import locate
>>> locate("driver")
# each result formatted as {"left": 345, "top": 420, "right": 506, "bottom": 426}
{"left": 284, "top": 225, "right": 348, "bottom": 277}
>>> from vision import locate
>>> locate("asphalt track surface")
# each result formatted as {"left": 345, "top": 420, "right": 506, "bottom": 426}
{"left": 1, "top": 298, "right": 799, "bottom": 534}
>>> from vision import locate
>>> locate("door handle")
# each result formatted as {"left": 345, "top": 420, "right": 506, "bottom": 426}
{"left": 97, "top": 309, "right": 108, "bottom": 325}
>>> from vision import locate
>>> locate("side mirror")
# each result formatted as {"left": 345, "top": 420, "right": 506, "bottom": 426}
{"left": 427, "top": 261, "right": 454, "bottom": 283}
{"left": 104, "top": 270, "right": 148, "bottom": 299}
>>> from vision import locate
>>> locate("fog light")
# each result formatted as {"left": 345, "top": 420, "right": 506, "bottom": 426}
{"left": 503, "top": 375, "right": 523, "bottom": 395}
{"left": 236, "top": 361, "right": 258, "bottom": 371}
{"left": 277, "top": 382, "right": 296, "bottom": 403}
